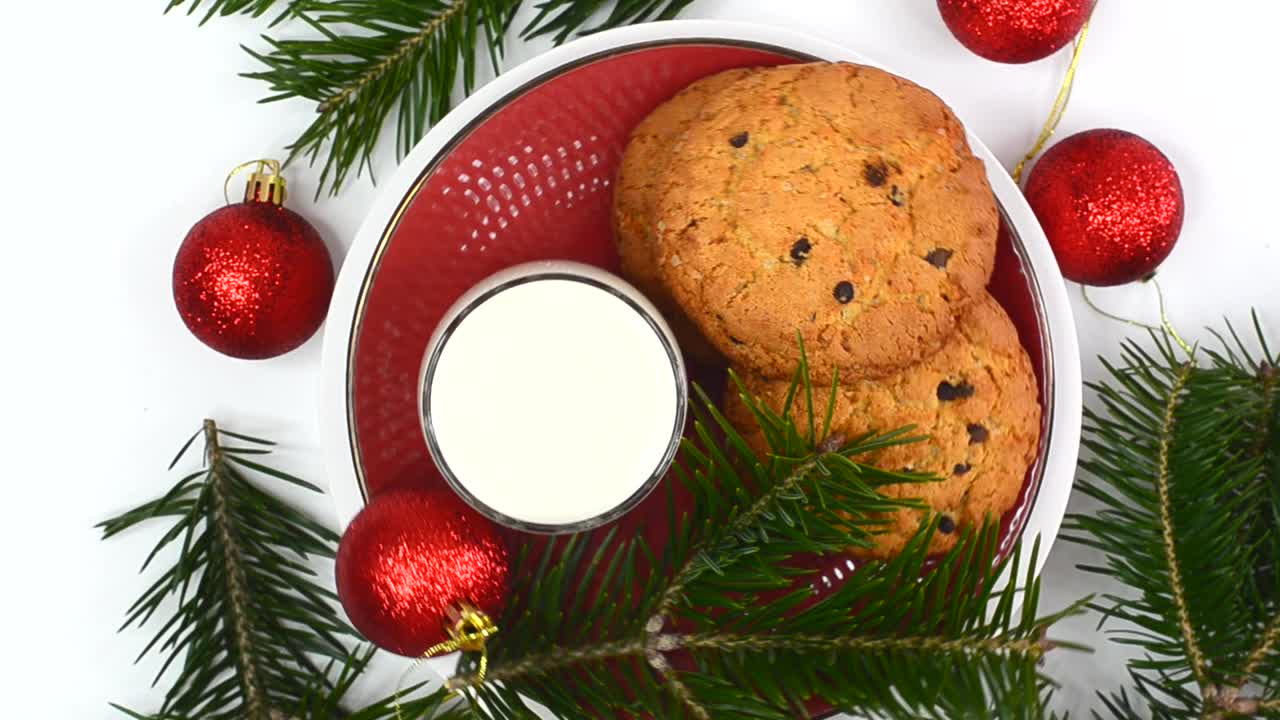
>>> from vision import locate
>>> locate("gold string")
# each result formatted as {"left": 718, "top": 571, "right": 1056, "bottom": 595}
{"left": 394, "top": 605, "right": 498, "bottom": 720}
{"left": 1012, "top": 20, "right": 1091, "bottom": 186}
{"left": 1081, "top": 277, "right": 1194, "bottom": 357}
{"left": 223, "top": 159, "right": 282, "bottom": 205}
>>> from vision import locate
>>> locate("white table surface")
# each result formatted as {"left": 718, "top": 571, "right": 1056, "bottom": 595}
{"left": 4, "top": 1, "right": 1278, "bottom": 717}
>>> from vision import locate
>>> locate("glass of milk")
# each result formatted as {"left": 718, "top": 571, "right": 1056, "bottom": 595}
{"left": 420, "top": 261, "right": 688, "bottom": 534}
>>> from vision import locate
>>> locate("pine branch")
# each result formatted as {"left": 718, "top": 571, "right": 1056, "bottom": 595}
{"left": 207, "top": 421, "right": 271, "bottom": 717}
{"left": 234, "top": 0, "right": 696, "bottom": 195}
{"left": 1156, "top": 361, "right": 1209, "bottom": 685}
{"left": 433, "top": 356, "right": 1084, "bottom": 719}
{"left": 243, "top": 0, "right": 522, "bottom": 195}
{"left": 100, "top": 420, "right": 361, "bottom": 720}
{"left": 1068, "top": 317, "right": 1280, "bottom": 718}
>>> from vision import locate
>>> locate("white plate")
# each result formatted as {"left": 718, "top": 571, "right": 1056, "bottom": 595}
{"left": 320, "top": 18, "right": 1082, "bottom": 688}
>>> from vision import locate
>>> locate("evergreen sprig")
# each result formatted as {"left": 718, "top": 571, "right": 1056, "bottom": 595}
{"left": 184, "top": 0, "right": 697, "bottom": 195}
{"left": 1066, "top": 315, "right": 1280, "bottom": 719}
{"left": 100, "top": 420, "right": 357, "bottom": 720}
{"left": 431, "top": 357, "right": 1086, "bottom": 720}
{"left": 243, "top": 0, "right": 522, "bottom": 195}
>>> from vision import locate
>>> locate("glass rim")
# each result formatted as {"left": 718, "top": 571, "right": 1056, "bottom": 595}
{"left": 419, "top": 267, "right": 689, "bottom": 535}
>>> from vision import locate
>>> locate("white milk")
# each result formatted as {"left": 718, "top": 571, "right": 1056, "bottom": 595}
{"left": 423, "top": 263, "right": 685, "bottom": 531}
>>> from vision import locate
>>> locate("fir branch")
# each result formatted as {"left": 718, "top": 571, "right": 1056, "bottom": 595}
{"left": 234, "top": 0, "right": 696, "bottom": 195}
{"left": 315, "top": 1, "right": 472, "bottom": 115}
{"left": 206, "top": 421, "right": 270, "bottom": 718}
{"left": 1069, "top": 317, "right": 1280, "bottom": 718}
{"left": 437, "top": 358, "right": 1083, "bottom": 719}
{"left": 244, "top": 0, "right": 522, "bottom": 195}
{"left": 1243, "top": 611, "right": 1280, "bottom": 683}
{"left": 451, "top": 536, "right": 1077, "bottom": 718}
{"left": 449, "top": 639, "right": 644, "bottom": 689}
{"left": 101, "top": 420, "right": 359, "bottom": 720}
{"left": 1156, "top": 361, "right": 1208, "bottom": 685}
{"left": 653, "top": 447, "right": 828, "bottom": 619}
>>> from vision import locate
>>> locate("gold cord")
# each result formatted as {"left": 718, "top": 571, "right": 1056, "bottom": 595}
{"left": 1012, "top": 21, "right": 1091, "bottom": 186}
{"left": 394, "top": 605, "right": 498, "bottom": 720}
{"left": 1081, "top": 277, "right": 1194, "bottom": 357}
{"left": 223, "top": 159, "right": 282, "bottom": 205}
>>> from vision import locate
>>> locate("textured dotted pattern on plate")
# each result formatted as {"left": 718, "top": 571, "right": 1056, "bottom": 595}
{"left": 350, "top": 46, "right": 800, "bottom": 499}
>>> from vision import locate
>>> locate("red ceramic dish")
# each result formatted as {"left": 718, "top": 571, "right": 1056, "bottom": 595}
{"left": 320, "top": 19, "right": 1082, "bottom": 686}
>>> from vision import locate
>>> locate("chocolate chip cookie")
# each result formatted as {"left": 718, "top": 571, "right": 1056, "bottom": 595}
{"left": 724, "top": 294, "right": 1040, "bottom": 557}
{"left": 615, "top": 68, "right": 756, "bottom": 364}
{"left": 655, "top": 62, "right": 998, "bottom": 381}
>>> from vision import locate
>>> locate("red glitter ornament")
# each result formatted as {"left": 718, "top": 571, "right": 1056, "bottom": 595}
{"left": 336, "top": 486, "right": 510, "bottom": 656}
{"left": 1025, "top": 129, "right": 1185, "bottom": 287}
{"left": 938, "top": 0, "right": 1094, "bottom": 64}
{"left": 173, "top": 160, "right": 334, "bottom": 359}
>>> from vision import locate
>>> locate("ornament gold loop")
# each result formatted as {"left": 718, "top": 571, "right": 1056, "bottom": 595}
{"left": 1081, "top": 277, "right": 1195, "bottom": 357}
{"left": 424, "top": 604, "right": 499, "bottom": 663}
{"left": 394, "top": 605, "right": 498, "bottom": 719}
{"left": 223, "top": 159, "right": 287, "bottom": 207}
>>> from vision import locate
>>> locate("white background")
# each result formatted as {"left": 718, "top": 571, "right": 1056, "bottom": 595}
{"left": 3, "top": 1, "right": 1278, "bottom": 717}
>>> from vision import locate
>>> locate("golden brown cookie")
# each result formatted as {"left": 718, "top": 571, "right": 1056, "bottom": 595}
{"left": 615, "top": 68, "right": 756, "bottom": 365}
{"left": 724, "top": 294, "right": 1040, "bottom": 557}
{"left": 655, "top": 62, "right": 998, "bottom": 381}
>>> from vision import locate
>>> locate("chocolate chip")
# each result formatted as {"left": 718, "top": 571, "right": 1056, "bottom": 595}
{"left": 953, "top": 463, "right": 971, "bottom": 476}
{"left": 790, "top": 237, "right": 812, "bottom": 264}
{"left": 926, "top": 249, "right": 953, "bottom": 269}
{"left": 729, "top": 132, "right": 749, "bottom": 148}
{"left": 937, "top": 381, "right": 976, "bottom": 402}
{"left": 834, "top": 281, "right": 855, "bottom": 304}
{"left": 889, "top": 185, "right": 906, "bottom": 207}
{"left": 863, "top": 161, "right": 889, "bottom": 187}
{"left": 967, "top": 424, "right": 989, "bottom": 444}
{"left": 938, "top": 515, "right": 957, "bottom": 534}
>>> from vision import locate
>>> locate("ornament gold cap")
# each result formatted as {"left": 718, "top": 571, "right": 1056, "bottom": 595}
{"left": 224, "top": 159, "right": 288, "bottom": 207}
